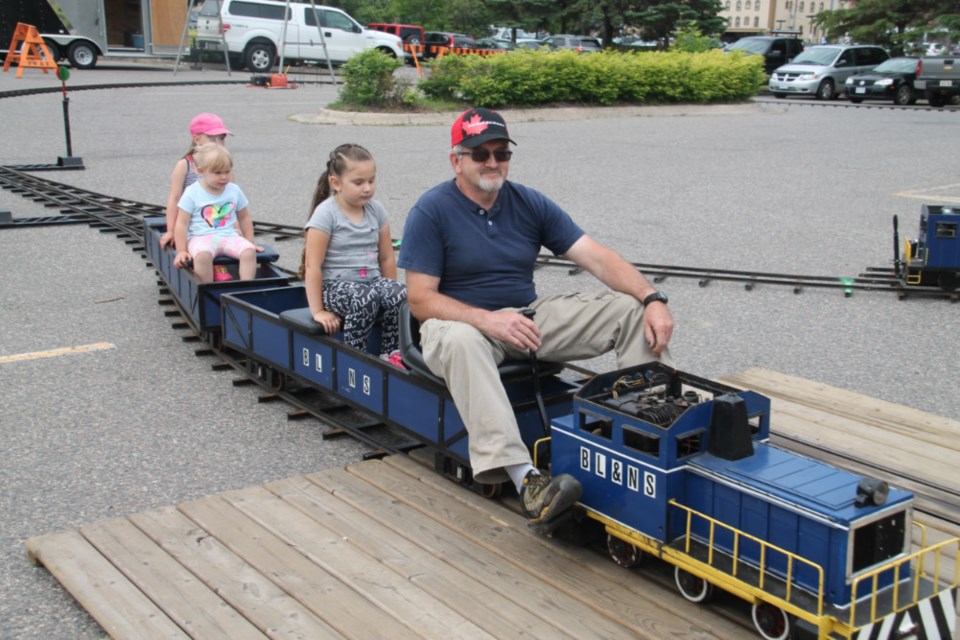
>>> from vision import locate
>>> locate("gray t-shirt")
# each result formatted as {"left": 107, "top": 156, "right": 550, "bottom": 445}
{"left": 305, "top": 196, "right": 388, "bottom": 282}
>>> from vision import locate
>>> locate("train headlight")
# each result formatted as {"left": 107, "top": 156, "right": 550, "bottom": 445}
{"left": 855, "top": 478, "right": 889, "bottom": 507}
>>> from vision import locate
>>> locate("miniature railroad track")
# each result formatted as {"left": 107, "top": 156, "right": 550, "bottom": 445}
{"left": 535, "top": 253, "right": 959, "bottom": 300}
{"left": 0, "top": 167, "right": 431, "bottom": 458}
{"left": 0, "top": 166, "right": 303, "bottom": 260}
{"left": 0, "top": 75, "right": 341, "bottom": 102}
{"left": 5, "top": 168, "right": 955, "bottom": 299}
{"left": 753, "top": 95, "right": 960, "bottom": 112}
{"left": 3, "top": 165, "right": 959, "bottom": 529}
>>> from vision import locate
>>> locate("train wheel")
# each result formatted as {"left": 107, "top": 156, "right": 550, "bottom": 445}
{"left": 938, "top": 271, "right": 959, "bottom": 291}
{"left": 674, "top": 566, "right": 714, "bottom": 603}
{"left": 606, "top": 534, "right": 642, "bottom": 568}
{"left": 752, "top": 602, "right": 794, "bottom": 640}
{"left": 480, "top": 482, "right": 502, "bottom": 499}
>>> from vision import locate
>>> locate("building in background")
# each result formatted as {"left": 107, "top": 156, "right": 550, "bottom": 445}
{"left": 720, "top": 0, "right": 852, "bottom": 43}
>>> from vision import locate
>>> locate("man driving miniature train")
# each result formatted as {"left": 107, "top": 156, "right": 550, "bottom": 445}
{"left": 398, "top": 107, "right": 675, "bottom": 527}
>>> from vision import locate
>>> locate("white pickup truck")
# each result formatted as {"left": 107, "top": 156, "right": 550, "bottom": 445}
{"left": 914, "top": 56, "right": 960, "bottom": 107}
{"left": 196, "top": 0, "right": 403, "bottom": 72}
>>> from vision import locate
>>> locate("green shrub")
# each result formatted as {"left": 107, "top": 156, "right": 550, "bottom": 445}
{"left": 419, "top": 54, "right": 478, "bottom": 101}
{"left": 338, "top": 49, "right": 413, "bottom": 108}
{"left": 420, "top": 49, "right": 765, "bottom": 107}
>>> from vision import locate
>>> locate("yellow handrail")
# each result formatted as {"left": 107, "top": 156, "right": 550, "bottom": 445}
{"left": 848, "top": 531, "right": 960, "bottom": 630}
{"left": 669, "top": 499, "right": 826, "bottom": 615}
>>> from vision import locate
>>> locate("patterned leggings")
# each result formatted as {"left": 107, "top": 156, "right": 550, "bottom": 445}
{"left": 322, "top": 277, "right": 407, "bottom": 353}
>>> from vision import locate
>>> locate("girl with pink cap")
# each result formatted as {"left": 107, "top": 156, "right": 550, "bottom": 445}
{"left": 159, "top": 113, "right": 233, "bottom": 248}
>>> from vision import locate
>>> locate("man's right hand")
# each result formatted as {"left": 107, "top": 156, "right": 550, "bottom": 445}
{"left": 484, "top": 310, "right": 541, "bottom": 352}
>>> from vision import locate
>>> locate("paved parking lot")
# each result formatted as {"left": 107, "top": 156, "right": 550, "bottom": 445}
{"left": 1, "top": 61, "right": 958, "bottom": 639}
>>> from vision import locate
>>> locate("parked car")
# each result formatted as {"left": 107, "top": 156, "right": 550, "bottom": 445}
{"left": 613, "top": 35, "right": 657, "bottom": 48}
{"left": 514, "top": 38, "right": 545, "bottom": 50}
{"left": 195, "top": 0, "right": 403, "bottom": 72}
{"left": 542, "top": 35, "right": 601, "bottom": 52}
{"left": 422, "top": 31, "right": 477, "bottom": 58}
{"left": 474, "top": 38, "right": 514, "bottom": 51}
{"left": 581, "top": 36, "right": 603, "bottom": 50}
{"left": 367, "top": 23, "right": 424, "bottom": 63}
{"left": 768, "top": 44, "right": 889, "bottom": 100}
{"left": 844, "top": 56, "right": 920, "bottom": 105}
{"left": 367, "top": 23, "right": 423, "bottom": 45}
{"left": 724, "top": 35, "right": 804, "bottom": 75}
{"left": 489, "top": 26, "right": 535, "bottom": 42}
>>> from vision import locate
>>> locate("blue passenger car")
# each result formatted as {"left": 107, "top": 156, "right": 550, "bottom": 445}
{"left": 143, "top": 218, "right": 288, "bottom": 337}
{"left": 218, "top": 285, "right": 579, "bottom": 476}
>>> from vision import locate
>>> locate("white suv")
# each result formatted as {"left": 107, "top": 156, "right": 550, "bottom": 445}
{"left": 196, "top": 0, "right": 403, "bottom": 72}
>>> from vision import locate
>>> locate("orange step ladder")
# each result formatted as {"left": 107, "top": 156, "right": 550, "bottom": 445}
{"left": 2, "top": 23, "right": 58, "bottom": 78}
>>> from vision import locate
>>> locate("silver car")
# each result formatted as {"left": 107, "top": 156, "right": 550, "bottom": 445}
{"left": 769, "top": 45, "right": 889, "bottom": 100}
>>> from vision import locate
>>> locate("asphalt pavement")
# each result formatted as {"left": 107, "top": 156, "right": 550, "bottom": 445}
{"left": 1, "top": 60, "right": 958, "bottom": 639}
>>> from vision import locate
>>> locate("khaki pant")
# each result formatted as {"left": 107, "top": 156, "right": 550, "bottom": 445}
{"left": 419, "top": 291, "right": 673, "bottom": 484}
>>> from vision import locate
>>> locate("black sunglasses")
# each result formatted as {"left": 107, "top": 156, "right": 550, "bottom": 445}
{"left": 458, "top": 148, "right": 513, "bottom": 163}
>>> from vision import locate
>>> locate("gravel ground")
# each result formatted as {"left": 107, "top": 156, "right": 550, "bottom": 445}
{"left": 1, "top": 62, "right": 958, "bottom": 639}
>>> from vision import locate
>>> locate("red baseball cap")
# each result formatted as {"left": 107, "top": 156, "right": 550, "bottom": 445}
{"left": 451, "top": 107, "right": 516, "bottom": 148}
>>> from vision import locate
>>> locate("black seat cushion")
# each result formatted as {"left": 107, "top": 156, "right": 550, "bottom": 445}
{"left": 279, "top": 307, "right": 325, "bottom": 335}
{"left": 398, "top": 302, "right": 562, "bottom": 384}
{"left": 213, "top": 244, "right": 279, "bottom": 265}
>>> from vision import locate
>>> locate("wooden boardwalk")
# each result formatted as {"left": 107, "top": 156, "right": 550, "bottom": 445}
{"left": 26, "top": 370, "right": 960, "bottom": 639}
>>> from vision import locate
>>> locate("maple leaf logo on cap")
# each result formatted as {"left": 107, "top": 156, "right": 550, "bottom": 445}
{"left": 462, "top": 112, "right": 488, "bottom": 137}
{"left": 451, "top": 107, "right": 515, "bottom": 148}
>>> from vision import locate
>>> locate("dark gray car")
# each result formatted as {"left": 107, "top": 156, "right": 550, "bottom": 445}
{"left": 725, "top": 36, "right": 804, "bottom": 74}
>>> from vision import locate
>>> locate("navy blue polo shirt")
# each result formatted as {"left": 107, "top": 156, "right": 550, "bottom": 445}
{"left": 398, "top": 179, "right": 584, "bottom": 311}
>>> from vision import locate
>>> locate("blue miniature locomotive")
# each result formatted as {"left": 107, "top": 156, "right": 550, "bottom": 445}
{"left": 144, "top": 218, "right": 958, "bottom": 640}
{"left": 550, "top": 363, "right": 957, "bottom": 639}
{"left": 895, "top": 204, "right": 960, "bottom": 291}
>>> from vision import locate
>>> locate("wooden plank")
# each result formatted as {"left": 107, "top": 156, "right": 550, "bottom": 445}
{"left": 315, "top": 459, "right": 748, "bottom": 639}
{"left": 80, "top": 518, "right": 268, "bottom": 639}
{"left": 264, "top": 474, "right": 579, "bottom": 640}
{"left": 177, "top": 494, "right": 422, "bottom": 640}
{"left": 129, "top": 506, "right": 345, "bottom": 640}
{"left": 721, "top": 368, "right": 960, "bottom": 447}
{"left": 150, "top": 0, "right": 188, "bottom": 46}
{"left": 381, "top": 454, "right": 758, "bottom": 635}
{"left": 220, "top": 485, "right": 494, "bottom": 640}
{"left": 26, "top": 530, "right": 188, "bottom": 640}
{"left": 308, "top": 461, "right": 652, "bottom": 638}
{"left": 769, "top": 399, "right": 954, "bottom": 474}
{"left": 719, "top": 369, "right": 960, "bottom": 530}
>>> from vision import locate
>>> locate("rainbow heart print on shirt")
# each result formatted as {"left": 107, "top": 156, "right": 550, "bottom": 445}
{"left": 202, "top": 202, "right": 235, "bottom": 228}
